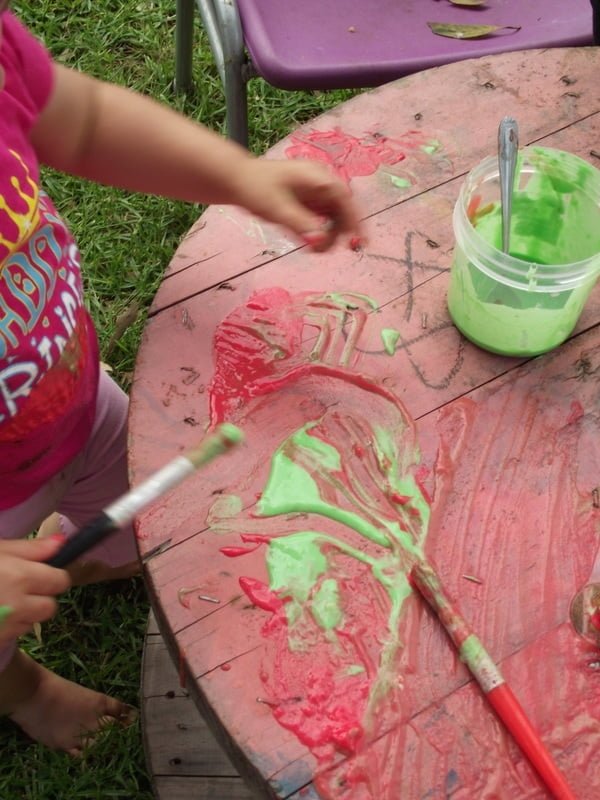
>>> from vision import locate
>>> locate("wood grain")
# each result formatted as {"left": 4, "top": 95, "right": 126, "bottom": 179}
{"left": 142, "top": 617, "right": 255, "bottom": 798}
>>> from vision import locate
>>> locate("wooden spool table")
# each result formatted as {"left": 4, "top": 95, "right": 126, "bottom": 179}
{"left": 132, "top": 47, "right": 600, "bottom": 800}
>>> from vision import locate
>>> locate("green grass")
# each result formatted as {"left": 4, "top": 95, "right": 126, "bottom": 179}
{"left": 0, "top": 2, "right": 359, "bottom": 798}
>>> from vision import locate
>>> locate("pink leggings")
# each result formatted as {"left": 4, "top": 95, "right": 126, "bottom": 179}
{"left": 0, "top": 370, "right": 138, "bottom": 671}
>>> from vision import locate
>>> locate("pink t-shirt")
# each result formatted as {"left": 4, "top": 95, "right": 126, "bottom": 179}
{"left": 0, "top": 11, "right": 99, "bottom": 509}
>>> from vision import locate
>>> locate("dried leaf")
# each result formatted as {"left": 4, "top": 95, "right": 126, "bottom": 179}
{"left": 428, "top": 22, "right": 521, "bottom": 39}
{"left": 448, "top": 0, "right": 487, "bottom": 6}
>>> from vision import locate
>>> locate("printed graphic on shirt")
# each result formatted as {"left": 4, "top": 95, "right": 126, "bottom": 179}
{"left": 0, "top": 149, "right": 40, "bottom": 264}
{"left": 0, "top": 146, "right": 88, "bottom": 430}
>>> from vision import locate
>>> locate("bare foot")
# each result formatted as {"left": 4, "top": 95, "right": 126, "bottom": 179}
{"left": 1, "top": 650, "right": 136, "bottom": 755}
{"left": 61, "top": 558, "right": 141, "bottom": 587}
{"left": 37, "top": 512, "right": 61, "bottom": 539}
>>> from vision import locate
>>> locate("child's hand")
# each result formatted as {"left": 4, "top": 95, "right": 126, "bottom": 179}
{"left": 33, "top": 66, "right": 364, "bottom": 251}
{"left": 0, "top": 538, "right": 71, "bottom": 644}
{"left": 225, "top": 158, "right": 363, "bottom": 252}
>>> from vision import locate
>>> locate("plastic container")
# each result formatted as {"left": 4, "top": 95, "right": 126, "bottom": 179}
{"left": 447, "top": 147, "right": 600, "bottom": 356}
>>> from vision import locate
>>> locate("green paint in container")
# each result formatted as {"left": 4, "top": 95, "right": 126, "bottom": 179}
{"left": 447, "top": 147, "right": 600, "bottom": 356}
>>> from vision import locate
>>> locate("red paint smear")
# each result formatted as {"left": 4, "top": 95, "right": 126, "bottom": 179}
{"left": 239, "top": 576, "right": 284, "bottom": 614}
{"left": 240, "top": 534, "right": 271, "bottom": 544}
{"left": 219, "top": 544, "right": 262, "bottom": 557}
{"left": 209, "top": 287, "right": 304, "bottom": 423}
{"left": 415, "top": 464, "right": 430, "bottom": 484}
{"left": 254, "top": 565, "right": 388, "bottom": 764}
{"left": 467, "top": 193, "right": 482, "bottom": 221}
{"left": 567, "top": 399, "right": 584, "bottom": 425}
{"left": 591, "top": 610, "right": 600, "bottom": 631}
{"left": 208, "top": 289, "right": 410, "bottom": 426}
{"left": 415, "top": 470, "right": 432, "bottom": 504}
{"left": 284, "top": 128, "right": 409, "bottom": 183}
{"left": 389, "top": 492, "right": 410, "bottom": 505}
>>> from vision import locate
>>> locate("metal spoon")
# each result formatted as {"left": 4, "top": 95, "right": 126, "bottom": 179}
{"left": 498, "top": 116, "right": 519, "bottom": 254}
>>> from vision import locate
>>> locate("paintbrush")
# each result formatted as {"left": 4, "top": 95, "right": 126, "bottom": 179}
{"left": 411, "top": 560, "right": 577, "bottom": 800}
{"left": 46, "top": 423, "right": 244, "bottom": 569}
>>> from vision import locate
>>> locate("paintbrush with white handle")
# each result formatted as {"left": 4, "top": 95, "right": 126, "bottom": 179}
{"left": 46, "top": 423, "right": 244, "bottom": 568}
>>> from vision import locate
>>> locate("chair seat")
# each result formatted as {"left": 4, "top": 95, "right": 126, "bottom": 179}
{"left": 237, "top": 0, "right": 595, "bottom": 89}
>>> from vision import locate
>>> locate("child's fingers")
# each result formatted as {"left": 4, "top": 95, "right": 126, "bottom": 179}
{"left": 300, "top": 186, "right": 364, "bottom": 251}
{"left": 0, "top": 544, "right": 72, "bottom": 596}
{"left": 269, "top": 194, "right": 326, "bottom": 247}
{"left": 241, "top": 160, "right": 364, "bottom": 249}
{"left": 310, "top": 179, "right": 361, "bottom": 237}
{"left": 15, "top": 595, "right": 59, "bottom": 627}
{"left": 0, "top": 596, "right": 59, "bottom": 642}
{"left": 278, "top": 194, "right": 360, "bottom": 252}
{"left": 0, "top": 534, "right": 66, "bottom": 563}
{"left": 22, "top": 560, "right": 71, "bottom": 596}
{"left": 0, "top": 595, "right": 66, "bottom": 644}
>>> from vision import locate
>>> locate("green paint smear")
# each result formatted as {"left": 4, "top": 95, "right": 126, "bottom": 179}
{"left": 448, "top": 147, "right": 600, "bottom": 355}
{"left": 311, "top": 578, "right": 343, "bottom": 630}
{"left": 206, "top": 494, "right": 244, "bottom": 529}
{"left": 267, "top": 533, "right": 328, "bottom": 629}
{"left": 325, "top": 291, "right": 378, "bottom": 310}
{"left": 420, "top": 140, "right": 440, "bottom": 155}
{"left": 258, "top": 423, "right": 393, "bottom": 548}
{"left": 459, "top": 633, "right": 488, "bottom": 672}
{"left": 254, "top": 414, "right": 429, "bottom": 717}
{"left": 0, "top": 605, "right": 13, "bottom": 626}
{"left": 381, "top": 328, "right": 401, "bottom": 355}
{"left": 267, "top": 533, "right": 328, "bottom": 601}
{"left": 372, "top": 424, "right": 429, "bottom": 552}
{"left": 389, "top": 175, "right": 411, "bottom": 189}
{"left": 346, "top": 664, "right": 366, "bottom": 676}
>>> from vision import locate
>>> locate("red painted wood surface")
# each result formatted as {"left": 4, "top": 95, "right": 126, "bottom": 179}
{"left": 130, "top": 48, "right": 600, "bottom": 799}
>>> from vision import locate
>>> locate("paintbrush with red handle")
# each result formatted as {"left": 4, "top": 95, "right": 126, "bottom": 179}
{"left": 411, "top": 561, "right": 577, "bottom": 800}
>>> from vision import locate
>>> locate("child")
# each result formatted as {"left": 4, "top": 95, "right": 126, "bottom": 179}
{"left": 0, "top": 4, "right": 362, "bottom": 754}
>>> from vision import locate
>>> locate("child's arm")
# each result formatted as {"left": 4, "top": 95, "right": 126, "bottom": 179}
{"left": 31, "top": 65, "right": 362, "bottom": 250}
{"left": 0, "top": 538, "right": 71, "bottom": 644}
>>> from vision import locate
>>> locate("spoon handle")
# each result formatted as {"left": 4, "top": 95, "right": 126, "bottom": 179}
{"left": 498, "top": 117, "right": 519, "bottom": 254}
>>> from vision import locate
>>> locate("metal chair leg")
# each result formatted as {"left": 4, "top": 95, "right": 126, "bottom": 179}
{"left": 223, "top": 61, "right": 249, "bottom": 146}
{"left": 197, "top": 0, "right": 250, "bottom": 146}
{"left": 175, "top": 0, "right": 195, "bottom": 93}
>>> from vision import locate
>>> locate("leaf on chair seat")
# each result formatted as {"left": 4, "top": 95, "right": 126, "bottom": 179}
{"left": 448, "top": 0, "right": 487, "bottom": 6}
{"left": 427, "top": 22, "right": 521, "bottom": 39}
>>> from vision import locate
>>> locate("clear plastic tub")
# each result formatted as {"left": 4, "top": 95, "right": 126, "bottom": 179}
{"left": 447, "top": 147, "right": 600, "bottom": 356}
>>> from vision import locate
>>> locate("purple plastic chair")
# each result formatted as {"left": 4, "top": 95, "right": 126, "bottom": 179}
{"left": 175, "top": 0, "right": 595, "bottom": 147}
